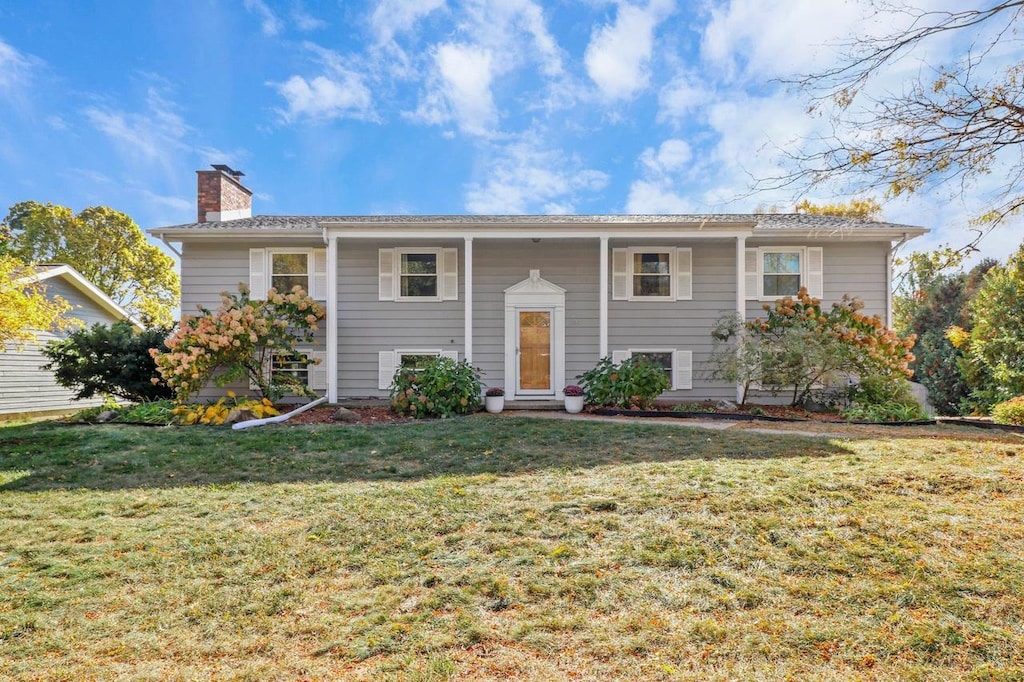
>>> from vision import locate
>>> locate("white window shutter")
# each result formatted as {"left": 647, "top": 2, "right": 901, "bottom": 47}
{"left": 611, "top": 350, "right": 629, "bottom": 365}
{"left": 309, "top": 350, "right": 328, "bottom": 391}
{"left": 676, "top": 248, "right": 692, "bottom": 300}
{"left": 440, "top": 350, "right": 459, "bottom": 361}
{"left": 379, "top": 249, "right": 395, "bottom": 301}
{"left": 378, "top": 350, "right": 397, "bottom": 390}
{"left": 744, "top": 248, "right": 759, "bottom": 300}
{"left": 441, "top": 248, "right": 459, "bottom": 301}
{"left": 249, "top": 248, "right": 267, "bottom": 301}
{"left": 673, "top": 350, "right": 693, "bottom": 390}
{"left": 311, "top": 248, "right": 328, "bottom": 300}
{"left": 806, "top": 247, "right": 824, "bottom": 298}
{"left": 612, "top": 248, "right": 629, "bottom": 300}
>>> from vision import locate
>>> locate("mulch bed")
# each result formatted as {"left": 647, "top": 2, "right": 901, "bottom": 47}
{"left": 281, "top": 406, "right": 413, "bottom": 425}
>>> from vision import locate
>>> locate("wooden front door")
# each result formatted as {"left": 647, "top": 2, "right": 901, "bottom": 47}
{"left": 518, "top": 310, "right": 552, "bottom": 392}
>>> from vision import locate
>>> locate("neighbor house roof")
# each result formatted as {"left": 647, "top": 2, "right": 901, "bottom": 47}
{"left": 16, "top": 264, "right": 144, "bottom": 331}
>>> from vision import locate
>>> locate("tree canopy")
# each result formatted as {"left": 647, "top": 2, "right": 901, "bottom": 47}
{"left": 765, "top": 1, "right": 1024, "bottom": 244}
{"left": 0, "top": 255, "right": 73, "bottom": 350}
{"left": 1, "top": 201, "right": 179, "bottom": 326}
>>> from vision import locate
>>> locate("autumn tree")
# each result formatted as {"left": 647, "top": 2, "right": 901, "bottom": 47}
{"left": 1, "top": 201, "right": 179, "bottom": 326}
{"left": 0, "top": 255, "right": 72, "bottom": 349}
{"left": 765, "top": 2, "right": 1024, "bottom": 247}
{"left": 793, "top": 198, "right": 883, "bottom": 220}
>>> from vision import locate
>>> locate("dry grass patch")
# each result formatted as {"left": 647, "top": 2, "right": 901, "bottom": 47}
{"left": 1, "top": 417, "right": 1022, "bottom": 680}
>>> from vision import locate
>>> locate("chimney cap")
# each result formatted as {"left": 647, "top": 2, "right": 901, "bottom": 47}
{"left": 211, "top": 163, "right": 245, "bottom": 178}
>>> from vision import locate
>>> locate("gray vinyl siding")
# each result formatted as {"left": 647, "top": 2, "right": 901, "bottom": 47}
{"left": 0, "top": 281, "right": 121, "bottom": 417}
{"left": 339, "top": 239, "right": 465, "bottom": 396}
{"left": 180, "top": 240, "right": 327, "bottom": 401}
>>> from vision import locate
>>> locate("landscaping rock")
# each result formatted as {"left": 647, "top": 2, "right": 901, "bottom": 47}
{"left": 716, "top": 400, "right": 738, "bottom": 412}
{"left": 223, "top": 408, "right": 256, "bottom": 424}
{"left": 96, "top": 410, "right": 119, "bottom": 423}
{"left": 332, "top": 407, "right": 359, "bottom": 423}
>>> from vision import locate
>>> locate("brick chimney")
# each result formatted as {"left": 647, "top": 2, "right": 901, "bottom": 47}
{"left": 196, "top": 164, "right": 253, "bottom": 223}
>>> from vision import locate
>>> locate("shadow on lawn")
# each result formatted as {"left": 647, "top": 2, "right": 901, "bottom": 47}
{"left": 3, "top": 415, "right": 860, "bottom": 493}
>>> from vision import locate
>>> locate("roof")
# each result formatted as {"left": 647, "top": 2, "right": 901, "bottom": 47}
{"left": 149, "top": 212, "right": 928, "bottom": 239}
{"left": 16, "top": 264, "right": 144, "bottom": 331}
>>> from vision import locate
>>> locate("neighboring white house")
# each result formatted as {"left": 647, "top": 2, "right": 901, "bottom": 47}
{"left": 0, "top": 265, "right": 143, "bottom": 419}
{"left": 149, "top": 165, "right": 929, "bottom": 405}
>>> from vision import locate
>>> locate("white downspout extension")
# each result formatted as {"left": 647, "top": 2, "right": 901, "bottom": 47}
{"left": 326, "top": 234, "right": 339, "bottom": 404}
{"left": 735, "top": 235, "right": 746, "bottom": 404}
{"left": 599, "top": 235, "right": 609, "bottom": 359}
{"left": 464, "top": 237, "right": 473, "bottom": 363}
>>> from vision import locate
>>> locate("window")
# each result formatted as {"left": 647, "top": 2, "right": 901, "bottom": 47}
{"left": 762, "top": 250, "right": 801, "bottom": 297}
{"left": 611, "top": 349, "right": 693, "bottom": 390}
{"left": 398, "top": 352, "right": 440, "bottom": 371}
{"left": 379, "top": 247, "right": 459, "bottom": 301}
{"left": 249, "top": 248, "right": 327, "bottom": 300}
{"left": 378, "top": 349, "right": 459, "bottom": 389}
{"left": 271, "top": 251, "right": 310, "bottom": 294}
{"left": 400, "top": 252, "right": 438, "bottom": 298}
{"left": 612, "top": 247, "right": 692, "bottom": 301}
{"left": 271, "top": 349, "right": 311, "bottom": 389}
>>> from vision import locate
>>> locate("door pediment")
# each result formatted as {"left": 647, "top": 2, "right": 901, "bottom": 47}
{"left": 504, "top": 269, "right": 566, "bottom": 300}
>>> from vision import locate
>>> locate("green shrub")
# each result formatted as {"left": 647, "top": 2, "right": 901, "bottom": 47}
{"left": 991, "top": 396, "right": 1024, "bottom": 425}
{"left": 42, "top": 320, "right": 174, "bottom": 402}
{"left": 390, "top": 357, "right": 482, "bottom": 418}
{"left": 578, "top": 356, "right": 670, "bottom": 409}
{"left": 70, "top": 399, "right": 178, "bottom": 425}
{"left": 843, "top": 375, "right": 925, "bottom": 422}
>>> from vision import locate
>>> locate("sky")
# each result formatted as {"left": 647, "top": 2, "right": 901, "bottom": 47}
{"left": 0, "top": 0, "right": 1020, "bottom": 267}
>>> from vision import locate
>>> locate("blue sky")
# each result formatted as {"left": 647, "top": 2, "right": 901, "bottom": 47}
{"left": 0, "top": 0, "right": 1019, "bottom": 264}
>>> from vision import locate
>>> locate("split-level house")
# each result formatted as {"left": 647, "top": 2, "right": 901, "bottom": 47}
{"left": 149, "top": 165, "right": 928, "bottom": 405}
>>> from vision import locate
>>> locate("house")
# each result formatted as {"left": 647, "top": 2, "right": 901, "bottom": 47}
{"left": 0, "top": 265, "right": 143, "bottom": 419}
{"left": 149, "top": 165, "right": 928, "bottom": 405}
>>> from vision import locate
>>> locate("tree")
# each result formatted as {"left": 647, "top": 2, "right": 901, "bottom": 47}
{"left": 0, "top": 255, "right": 72, "bottom": 349}
{"left": 765, "top": 2, "right": 1024, "bottom": 246}
{"left": 794, "top": 198, "right": 883, "bottom": 220}
{"left": 1, "top": 201, "right": 179, "bottom": 326}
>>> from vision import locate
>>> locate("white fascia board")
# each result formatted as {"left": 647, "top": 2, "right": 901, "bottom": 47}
{"left": 324, "top": 227, "right": 756, "bottom": 240}
{"left": 24, "top": 265, "right": 144, "bottom": 330}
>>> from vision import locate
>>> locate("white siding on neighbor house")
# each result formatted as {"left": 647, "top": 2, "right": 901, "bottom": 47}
{"left": 0, "top": 280, "right": 123, "bottom": 417}
{"left": 181, "top": 240, "right": 328, "bottom": 401}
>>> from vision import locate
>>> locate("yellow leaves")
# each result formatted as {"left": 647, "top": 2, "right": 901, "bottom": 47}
{"left": 0, "top": 256, "right": 74, "bottom": 348}
{"left": 172, "top": 395, "right": 280, "bottom": 426}
{"left": 946, "top": 325, "right": 970, "bottom": 349}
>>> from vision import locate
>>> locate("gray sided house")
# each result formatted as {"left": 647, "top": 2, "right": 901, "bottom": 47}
{"left": 151, "top": 166, "right": 928, "bottom": 405}
{"left": 0, "top": 265, "right": 143, "bottom": 419}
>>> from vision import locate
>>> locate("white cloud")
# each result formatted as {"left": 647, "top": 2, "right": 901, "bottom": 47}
{"left": 370, "top": 0, "right": 446, "bottom": 44}
{"left": 276, "top": 74, "right": 374, "bottom": 122}
{"left": 0, "top": 39, "right": 34, "bottom": 91}
{"left": 584, "top": 0, "right": 675, "bottom": 100}
{"left": 627, "top": 138, "right": 696, "bottom": 213}
{"left": 243, "top": 0, "right": 283, "bottom": 37}
{"left": 84, "top": 88, "right": 190, "bottom": 164}
{"left": 292, "top": 7, "right": 326, "bottom": 31}
{"left": 626, "top": 180, "right": 694, "bottom": 213}
{"left": 465, "top": 139, "right": 609, "bottom": 213}
{"left": 413, "top": 42, "right": 497, "bottom": 136}
{"left": 658, "top": 74, "right": 708, "bottom": 125}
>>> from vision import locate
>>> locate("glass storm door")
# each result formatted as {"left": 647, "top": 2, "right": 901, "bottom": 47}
{"left": 518, "top": 310, "right": 552, "bottom": 393}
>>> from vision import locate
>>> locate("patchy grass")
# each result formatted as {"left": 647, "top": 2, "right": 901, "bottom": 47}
{"left": 1, "top": 416, "right": 1022, "bottom": 680}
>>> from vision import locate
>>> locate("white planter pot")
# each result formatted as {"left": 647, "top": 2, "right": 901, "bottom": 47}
{"left": 484, "top": 396, "right": 505, "bottom": 414}
{"left": 564, "top": 395, "right": 584, "bottom": 414}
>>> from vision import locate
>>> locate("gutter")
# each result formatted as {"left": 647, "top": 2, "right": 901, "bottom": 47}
{"left": 232, "top": 395, "right": 328, "bottom": 430}
{"left": 154, "top": 232, "right": 183, "bottom": 258}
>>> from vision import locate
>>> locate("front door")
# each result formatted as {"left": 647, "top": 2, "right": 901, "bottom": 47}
{"left": 517, "top": 309, "right": 552, "bottom": 394}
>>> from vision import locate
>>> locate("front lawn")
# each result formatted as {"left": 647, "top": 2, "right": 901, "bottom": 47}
{"left": 1, "top": 417, "right": 1022, "bottom": 680}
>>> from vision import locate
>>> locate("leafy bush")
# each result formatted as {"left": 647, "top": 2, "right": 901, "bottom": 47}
{"left": 42, "top": 320, "right": 173, "bottom": 402}
{"left": 390, "top": 357, "right": 482, "bottom": 418}
{"left": 173, "top": 394, "right": 280, "bottom": 425}
{"left": 578, "top": 356, "right": 670, "bottom": 409}
{"left": 151, "top": 284, "right": 324, "bottom": 402}
{"left": 70, "top": 399, "right": 177, "bottom": 425}
{"left": 843, "top": 375, "right": 925, "bottom": 422}
{"left": 710, "top": 290, "right": 916, "bottom": 406}
{"left": 991, "top": 396, "right": 1024, "bottom": 425}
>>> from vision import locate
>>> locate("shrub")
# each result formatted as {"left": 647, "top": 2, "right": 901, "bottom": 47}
{"left": 991, "top": 396, "right": 1024, "bottom": 425}
{"left": 844, "top": 375, "right": 925, "bottom": 422}
{"left": 578, "top": 356, "right": 670, "bottom": 409}
{"left": 42, "top": 320, "right": 174, "bottom": 402}
{"left": 151, "top": 284, "right": 324, "bottom": 402}
{"left": 390, "top": 357, "right": 482, "bottom": 418}
{"left": 173, "top": 394, "right": 280, "bottom": 426}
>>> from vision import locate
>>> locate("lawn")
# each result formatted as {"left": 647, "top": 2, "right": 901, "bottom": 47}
{"left": 1, "top": 416, "right": 1022, "bottom": 681}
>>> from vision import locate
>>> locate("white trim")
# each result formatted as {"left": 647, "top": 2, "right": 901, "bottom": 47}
{"left": 464, "top": 238, "right": 473, "bottom": 363}
{"left": 383, "top": 247, "right": 447, "bottom": 302}
{"left": 20, "top": 264, "right": 143, "bottom": 330}
{"left": 255, "top": 247, "right": 326, "bottom": 300}
{"left": 621, "top": 247, "right": 684, "bottom": 301}
{"left": 599, "top": 236, "right": 609, "bottom": 359}
{"left": 735, "top": 236, "right": 746, "bottom": 404}
{"left": 327, "top": 236, "right": 338, "bottom": 403}
{"left": 503, "top": 270, "right": 566, "bottom": 401}
{"left": 753, "top": 246, "right": 824, "bottom": 301}
{"left": 204, "top": 207, "right": 252, "bottom": 222}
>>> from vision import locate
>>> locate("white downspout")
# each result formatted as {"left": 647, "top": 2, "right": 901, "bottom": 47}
{"left": 464, "top": 237, "right": 473, "bottom": 363}
{"left": 326, "top": 233, "right": 339, "bottom": 403}
{"left": 735, "top": 235, "right": 746, "bottom": 404}
{"left": 599, "top": 235, "right": 609, "bottom": 359}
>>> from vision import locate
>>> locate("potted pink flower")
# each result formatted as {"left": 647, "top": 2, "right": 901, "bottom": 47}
{"left": 563, "top": 384, "right": 585, "bottom": 414}
{"left": 484, "top": 386, "right": 505, "bottom": 413}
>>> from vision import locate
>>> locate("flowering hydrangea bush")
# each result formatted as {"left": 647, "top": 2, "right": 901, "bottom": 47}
{"left": 711, "top": 288, "right": 916, "bottom": 406}
{"left": 151, "top": 284, "right": 325, "bottom": 402}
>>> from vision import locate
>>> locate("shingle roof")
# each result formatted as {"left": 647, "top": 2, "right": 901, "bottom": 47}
{"left": 150, "top": 213, "right": 926, "bottom": 234}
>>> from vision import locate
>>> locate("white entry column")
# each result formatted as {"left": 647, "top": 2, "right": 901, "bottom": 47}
{"left": 464, "top": 237, "right": 473, "bottom": 363}
{"left": 599, "top": 235, "right": 609, "bottom": 359}
{"left": 327, "top": 234, "right": 339, "bottom": 403}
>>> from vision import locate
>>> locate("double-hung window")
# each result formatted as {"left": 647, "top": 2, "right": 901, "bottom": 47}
{"left": 612, "top": 247, "right": 692, "bottom": 301}
{"left": 611, "top": 349, "right": 693, "bottom": 390}
{"left": 254, "top": 347, "right": 327, "bottom": 392}
{"left": 248, "top": 247, "right": 327, "bottom": 300}
{"left": 761, "top": 250, "right": 802, "bottom": 297}
{"left": 270, "top": 251, "right": 310, "bottom": 294}
{"left": 379, "top": 247, "right": 459, "bottom": 301}
{"left": 745, "top": 246, "right": 823, "bottom": 300}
